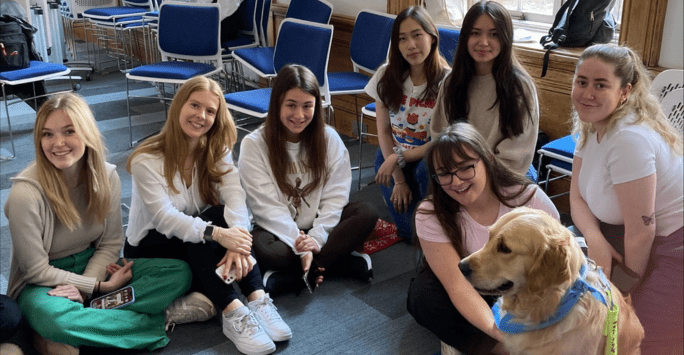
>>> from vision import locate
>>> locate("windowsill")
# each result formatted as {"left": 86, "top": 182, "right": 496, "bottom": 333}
{"left": 510, "top": 18, "right": 620, "bottom": 52}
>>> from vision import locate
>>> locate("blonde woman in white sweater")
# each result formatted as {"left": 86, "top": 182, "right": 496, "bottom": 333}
{"left": 239, "top": 65, "right": 379, "bottom": 295}
{"left": 4, "top": 93, "right": 191, "bottom": 354}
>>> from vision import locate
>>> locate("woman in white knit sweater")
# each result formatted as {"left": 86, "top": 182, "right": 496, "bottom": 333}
{"left": 5, "top": 93, "right": 191, "bottom": 354}
{"left": 125, "top": 76, "right": 290, "bottom": 355}
{"left": 238, "top": 65, "right": 378, "bottom": 295}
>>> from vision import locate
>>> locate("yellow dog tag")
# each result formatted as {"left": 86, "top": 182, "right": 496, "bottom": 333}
{"left": 603, "top": 288, "right": 619, "bottom": 355}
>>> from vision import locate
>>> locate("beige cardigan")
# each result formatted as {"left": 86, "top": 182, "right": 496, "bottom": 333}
{"left": 4, "top": 163, "right": 123, "bottom": 300}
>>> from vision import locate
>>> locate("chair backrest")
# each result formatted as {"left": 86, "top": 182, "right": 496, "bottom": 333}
{"left": 349, "top": 10, "right": 395, "bottom": 74}
{"left": 285, "top": 0, "right": 332, "bottom": 24}
{"left": 273, "top": 18, "right": 333, "bottom": 104}
{"left": 437, "top": 25, "right": 460, "bottom": 65}
{"left": 258, "top": 0, "right": 271, "bottom": 46}
{"left": 123, "top": 0, "right": 154, "bottom": 9}
{"left": 651, "top": 69, "right": 683, "bottom": 102}
{"left": 158, "top": 2, "right": 221, "bottom": 65}
{"left": 660, "top": 87, "right": 684, "bottom": 135}
{"left": 235, "top": 0, "right": 258, "bottom": 34}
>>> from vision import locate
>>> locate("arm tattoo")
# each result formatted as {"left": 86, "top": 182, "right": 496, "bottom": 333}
{"left": 641, "top": 213, "right": 655, "bottom": 226}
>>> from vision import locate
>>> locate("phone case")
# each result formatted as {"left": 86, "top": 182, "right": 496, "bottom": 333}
{"left": 90, "top": 285, "right": 135, "bottom": 309}
{"left": 216, "top": 255, "right": 257, "bottom": 284}
{"left": 302, "top": 268, "right": 320, "bottom": 294}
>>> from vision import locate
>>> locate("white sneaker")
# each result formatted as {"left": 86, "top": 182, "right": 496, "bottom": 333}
{"left": 164, "top": 292, "right": 217, "bottom": 331}
{"left": 247, "top": 293, "right": 292, "bottom": 341}
{"left": 222, "top": 306, "right": 276, "bottom": 355}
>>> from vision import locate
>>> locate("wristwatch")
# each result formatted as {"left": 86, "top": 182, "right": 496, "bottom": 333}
{"left": 203, "top": 225, "right": 215, "bottom": 242}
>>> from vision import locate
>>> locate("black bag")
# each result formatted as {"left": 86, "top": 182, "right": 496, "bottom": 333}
{"left": 539, "top": 0, "right": 616, "bottom": 77}
{"left": 0, "top": 20, "right": 30, "bottom": 71}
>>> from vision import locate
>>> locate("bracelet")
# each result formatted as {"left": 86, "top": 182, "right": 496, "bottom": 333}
{"left": 392, "top": 146, "right": 406, "bottom": 168}
{"left": 96, "top": 281, "right": 100, "bottom": 293}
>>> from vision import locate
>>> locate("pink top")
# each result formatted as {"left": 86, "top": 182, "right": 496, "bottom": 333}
{"left": 416, "top": 185, "right": 560, "bottom": 255}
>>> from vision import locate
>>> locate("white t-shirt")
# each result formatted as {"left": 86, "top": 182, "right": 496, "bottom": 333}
{"left": 575, "top": 114, "right": 684, "bottom": 237}
{"left": 416, "top": 185, "right": 560, "bottom": 255}
{"left": 364, "top": 64, "right": 439, "bottom": 151}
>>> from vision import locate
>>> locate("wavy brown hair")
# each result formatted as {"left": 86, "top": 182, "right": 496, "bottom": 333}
{"left": 127, "top": 76, "right": 237, "bottom": 205}
{"left": 33, "top": 93, "right": 110, "bottom": 231}
{"left": 572, "top": 44, "right": 682, "bottom": 155}
{"left": 377, "top": 6, "right": 449, "bottom": 112}
{"left": 416, "top": 123, "right": 534, "bottom": 258}
{"left": 441, "top": 1, "right": 535, "bottom": 139}
{"left": 263, "top": 64, "right": 327, "bottom": 194}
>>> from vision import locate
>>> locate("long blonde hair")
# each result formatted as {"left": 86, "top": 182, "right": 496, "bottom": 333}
{"left": 127, "top": 76, "right": 237, "bottom": 205}
{"left": 572, "top": 44, "right": 682, "bottom": 155}
{"left": 33, "top": 93, "right": 111, "bottom": 231}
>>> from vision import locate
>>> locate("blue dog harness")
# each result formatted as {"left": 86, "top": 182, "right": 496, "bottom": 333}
{"left": 492, "top": 260, "right": 620, "bottom": 354}
{"left": 493, "top": 261, "right": 613, "bottom": 332}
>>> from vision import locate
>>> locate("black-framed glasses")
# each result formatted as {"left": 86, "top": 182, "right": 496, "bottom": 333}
{"left": 432, "top": 158, "right": 480, "bottom": 185}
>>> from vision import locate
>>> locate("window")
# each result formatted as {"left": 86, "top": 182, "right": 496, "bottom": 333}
{"left": 449, "top": 0, "right": 624, "bottom": 29}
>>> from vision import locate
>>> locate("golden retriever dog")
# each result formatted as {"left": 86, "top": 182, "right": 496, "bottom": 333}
{"left": 459, "top": 207, "right": 644, "bottom": 355}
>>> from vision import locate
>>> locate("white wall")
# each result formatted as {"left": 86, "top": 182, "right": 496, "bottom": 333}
{"left": 658, "top": 0, "right": 683, "bottom": 69}
{"left": 275, "top": 0, "right": 385, "bottom": 18}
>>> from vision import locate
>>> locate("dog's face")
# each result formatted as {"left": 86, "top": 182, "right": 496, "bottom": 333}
{"left": 460, "top": 207, "right": 579, "bottom": 297}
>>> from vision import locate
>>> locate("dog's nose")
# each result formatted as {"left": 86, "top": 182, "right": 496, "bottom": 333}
{"left": 458, "top": 261, "right": 472, "bottom": 278}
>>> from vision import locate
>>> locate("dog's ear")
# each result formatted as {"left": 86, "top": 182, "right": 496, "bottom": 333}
{"left": 525, "top": 239, "right": 571, "bottom": 294}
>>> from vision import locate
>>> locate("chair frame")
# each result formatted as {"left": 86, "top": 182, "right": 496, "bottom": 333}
{"left": 1, "top": 64, "right": 73, "bottom": 160}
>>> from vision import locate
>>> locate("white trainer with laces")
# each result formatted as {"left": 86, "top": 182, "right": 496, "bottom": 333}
{"left": 223, "top": 306, "right": 276, "bottom": 355}
{"left": 247, "top": 293, "right": 292, "bottom": 341}
{"left": 164, "top": 292, "right": 216, "bottom": 331}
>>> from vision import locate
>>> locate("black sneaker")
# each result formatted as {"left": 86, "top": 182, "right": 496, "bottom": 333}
{"left": 349, "top": 251, "right": 373, "bottom": 281}
{"left": 262, "top": 270, "right": 305, "bottom": 296}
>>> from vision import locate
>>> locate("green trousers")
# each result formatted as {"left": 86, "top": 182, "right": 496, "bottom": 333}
{"left": 18, "top": 248, "right": 191, "bottom": 350}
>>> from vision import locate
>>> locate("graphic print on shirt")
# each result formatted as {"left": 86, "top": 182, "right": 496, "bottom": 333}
{"left": 282, "top": 160, "right": 315, "bottom": 221}
{"left": 391, "top": 94, "right": 436, "bottom": 151}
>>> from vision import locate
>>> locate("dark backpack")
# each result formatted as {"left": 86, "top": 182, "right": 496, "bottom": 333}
{"left": 0, "top": 14, "right": 42, "bottom": 72}
{"left": 539, "top": 0, "right": 616, "bottom": 77}
{"left": 0, "top": 21, "right": 30, "bottom": 71}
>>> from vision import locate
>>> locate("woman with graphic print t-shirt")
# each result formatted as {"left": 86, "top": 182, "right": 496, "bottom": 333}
{"left": 239, "top": 65, "right": 378, "bottom": 296}
{"left": 365, "top": 6, "right": 450, "bottom": 240}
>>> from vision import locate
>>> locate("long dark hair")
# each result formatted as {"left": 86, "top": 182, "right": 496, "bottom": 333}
{"left": 442, "top": 1, "right": 534, "bottom": 139}
{"left": 377, "top": 6, "right": 449, "bottom": 112}
{"left": 263, "top": 64, "right": 327, "bottom": 194}
{"left": 416, "top": 123, "right": 534, "bottom": 258}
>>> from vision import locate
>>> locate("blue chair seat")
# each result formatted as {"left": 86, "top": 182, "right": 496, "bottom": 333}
{"left": 222, "top": 34, "right": 258, "bottom": 52}
{"left": 224, "top": 88, "right": 272, "bottom": 115}
{"left": 232, "top": 47, "right": 275, "bottom": 75}
{"left": 0, "top": 61, "right": 69, "bottom": 82}
{"left": 328, "top": 72, "right": 370, "bottom": 93}
{"left": 539, "top": 134, "right": 576, "bottom": 160}
{"left": 83, "top": 6, "right": 148, "bottom": 19}
{"left": 128, "top": 62, "right": 219, "bottom": 80}
{"left": 547, "top": 158, "right": 572, "bottom": 172}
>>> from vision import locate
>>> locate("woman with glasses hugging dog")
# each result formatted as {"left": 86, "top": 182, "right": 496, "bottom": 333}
{"left": 569, "top": 44, "right": 683, "bottom": 353}
{"left": 407, "top": 122, "right": 559, "bottom": 355}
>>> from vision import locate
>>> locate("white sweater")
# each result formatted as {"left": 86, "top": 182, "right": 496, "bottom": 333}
{"left": 238, "top": 126, "right": 351, "bottom": 255}
{"left": 126, "top": 151, "right": 251, "bottom": 246}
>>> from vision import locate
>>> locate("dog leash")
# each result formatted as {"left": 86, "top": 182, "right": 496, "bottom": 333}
{"left": 493, "top": 261, "right": 618, "bottom": 354}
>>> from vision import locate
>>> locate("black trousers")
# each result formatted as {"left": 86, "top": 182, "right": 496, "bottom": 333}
{"left": 0, "top": 294, "right": 22, "bottom": 342}
{"left": 407, "top": 267, "right": 498, "bottom": 355}
{"left": 252, "top": 201, "right": 378, "bottom": 276}
{"left": 124, "top": 206, "right": 263, "bottom": 311}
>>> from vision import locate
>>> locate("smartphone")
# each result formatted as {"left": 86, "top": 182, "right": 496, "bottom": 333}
{"left": 303, "top": 268, "right": 319, "bottom": 294}
{"left": 90, "top": 285, "right": 135, "bottom": 309}
{"left": 216, "top": 255, "right": 257, "bottom": 284}
{"left": 611, "top": 260, "right": 641, "bottom": 294}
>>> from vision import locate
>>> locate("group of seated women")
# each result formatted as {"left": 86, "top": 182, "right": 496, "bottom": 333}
{"left": 1, "top": 2, "right": 681, "bottom": 355}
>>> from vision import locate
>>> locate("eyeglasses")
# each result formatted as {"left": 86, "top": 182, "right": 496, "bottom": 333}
{"left": 432, "top": 158, "right": 480, "bottom": 185}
